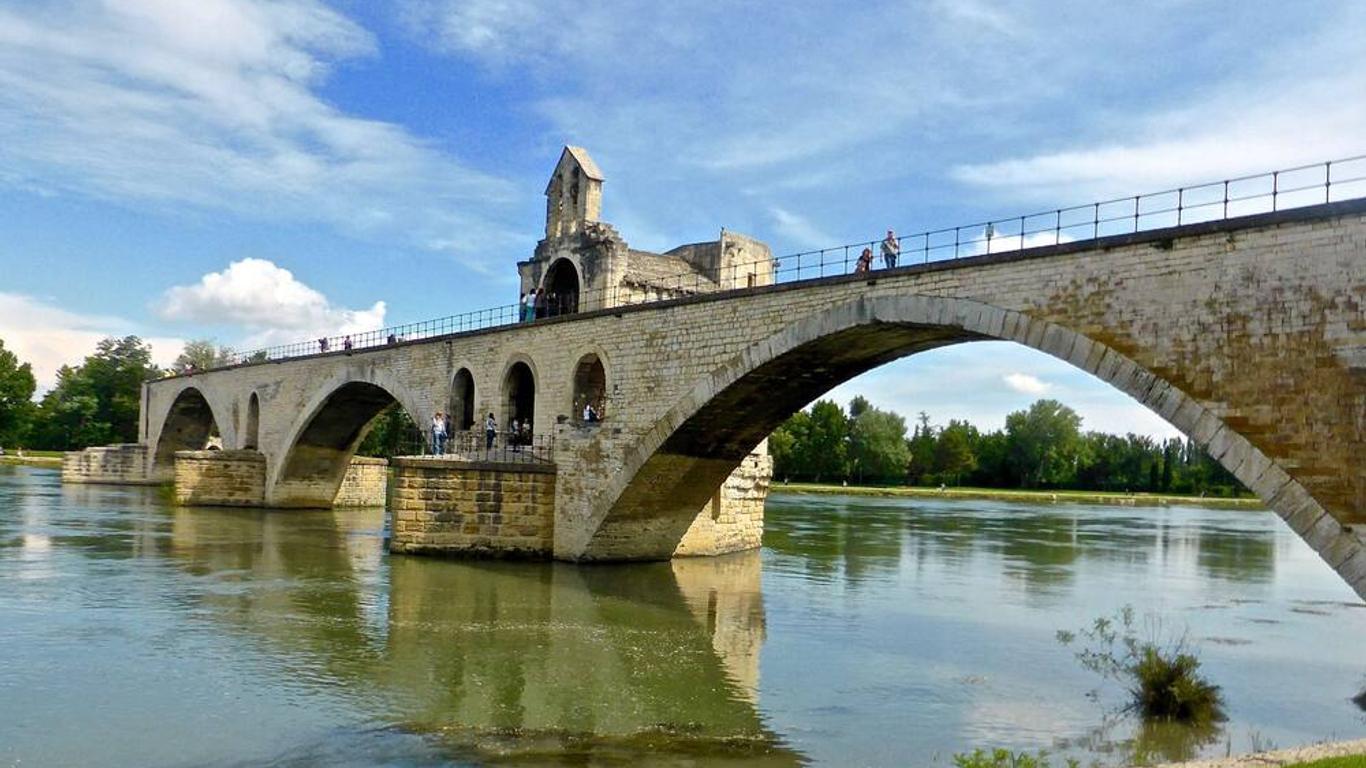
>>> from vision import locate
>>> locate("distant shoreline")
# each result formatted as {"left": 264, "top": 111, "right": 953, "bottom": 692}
{"left": 0, "top": 453, "right": 63, "bottom": 469}
{"left": 770, "top": 481, "right": 1262, "bottom": 509}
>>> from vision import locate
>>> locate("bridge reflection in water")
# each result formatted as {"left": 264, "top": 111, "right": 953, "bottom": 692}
{"left": 164, "top": 505, "right": 801, "bottom": 765}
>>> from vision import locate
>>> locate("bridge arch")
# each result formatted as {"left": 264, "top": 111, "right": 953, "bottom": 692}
{"left": 579, "top": 294, "right": 1346, "bottom": 573}
{"left": 543, "top": 257, "right": 580, "bottom": 316}
{"left": 572, "top": 351, "right": 608, "bottom": 423}
{"left": 269, "top": 373, "right": 425, "bottom": 508}
{"left": 242, "top": 392, "right": 260, "bottom": 450}
{"left": 148, "top": 383, "right": 232, "bottom": 481}
{"left": 501, "top": 357, "right": 537, "bottom": 435}
{"left": 449, "top": 367, "right": 476, "bottom": 432}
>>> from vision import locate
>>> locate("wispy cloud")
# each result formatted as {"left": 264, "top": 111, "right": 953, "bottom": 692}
{"left": 0, "top": 0, "right": 522, "bottom": 268}
{"left": 768, "top": 207, "right": 835, "bottom": 250}
{"left": 157, "top": 258, "right": 385, "bottom": 349}
{"left": 1003, "top": 372, "right": 1050, "bottom": 395}
{"left": 0, "top": 293, "right": 181, "bottom": 393}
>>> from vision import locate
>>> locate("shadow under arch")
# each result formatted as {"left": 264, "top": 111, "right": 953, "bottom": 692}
{"left": 243, "top": 392, "right": 260, "bottom": 449}
{"left": 580, "top": 295, "right": 1343, "bottom": 584}
{"left": 152, "top": 386, "right": 224, "bottom": 480}
{"left": 543, "top": 257, "right": 580, "bottom": 315}
{"left": 272, "top": 380, "right": 418, "bottom": 508}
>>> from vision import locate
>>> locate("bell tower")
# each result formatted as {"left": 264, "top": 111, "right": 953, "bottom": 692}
{"left": 544, "top": 146, "right": 604, "bottom": 240}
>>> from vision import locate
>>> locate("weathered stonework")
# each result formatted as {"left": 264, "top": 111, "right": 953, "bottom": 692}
{"left": 334, "top": 456, "right": 387, "bottom": 507}
{"left": 388, "top": 457, "right": 556, "bottom": 558}
{"left": 61, "top": 444, "right": 153, "bottom": 485}
{"left": 173, "top": 449, "right": 265, "bottom": 506}
{"left": 675, "top": 445, "right": 770, "bottom": 556}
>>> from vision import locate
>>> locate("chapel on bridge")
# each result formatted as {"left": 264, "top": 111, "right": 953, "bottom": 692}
{"left": 517, "top": 146, "right": 775, "bottom": 315}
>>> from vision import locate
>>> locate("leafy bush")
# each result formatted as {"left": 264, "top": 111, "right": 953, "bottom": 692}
{"left": 1057, "top": 606, "right": 1225, "bottom": 724}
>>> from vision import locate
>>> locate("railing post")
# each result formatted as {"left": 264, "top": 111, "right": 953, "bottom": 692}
{"left": 1133, "top": 195, "right": 1140, "bottom": 232}
{"left": 1325, "top": 160, "right": 1332, "bottom": 203}
{"left": 1054, "top": 209, "right": 1061, "bottom": 244}
{"left": 1019, "top": 215, "right": 1026, "bottom": 250}
{"left": 1176, "top": 188, "right": 1183, "bottom": 225}
{"left": 922, "top": 232, "right": 928, "bottom": 263}
{"left": 1093, "top": 203, "right": 1099, "bottom": 239}
{"left": 1272, "top": 170, "right": 1279, "bottom": 211}
{"left": 1223, "top": 180, "right": 1229, "bottom": 218}
{"left": 954, "top": 227, "right": 960, "bottom": 258}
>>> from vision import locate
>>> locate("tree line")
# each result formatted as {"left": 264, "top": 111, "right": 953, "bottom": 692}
{"left": 770, "top": 396, "right": 1246, "bottom": 497}
{"left": 0, "top": 336, "right": 238, "bottom": 451}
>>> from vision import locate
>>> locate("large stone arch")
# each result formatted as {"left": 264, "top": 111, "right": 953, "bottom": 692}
{"left": 577, "top": 294, "right": 1362, "bottom": 596}
{"left": 148, "top": 383, "right": 232, "bottom": 481}
{"left": 268, "top": 373, "right": 426, "bottom": 507}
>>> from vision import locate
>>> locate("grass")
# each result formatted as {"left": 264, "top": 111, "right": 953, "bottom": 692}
{"left": 772, "top": 481, "right": 1261, "bottom": 508}
{"left": 1288, "top": 758, "right": 1366, "bottom": 768}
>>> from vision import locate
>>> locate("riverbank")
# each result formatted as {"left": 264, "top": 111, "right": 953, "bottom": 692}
{"left": 1156, "top": 738, "right": 1366, "bottom": 767}
{"left": 0, "top": 451, "right": 62, "bottom": 469}
{"left": 771, "top": 481, "right": 1262, "bottom": 509}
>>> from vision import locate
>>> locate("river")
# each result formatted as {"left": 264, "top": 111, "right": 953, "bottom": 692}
{"left": 1, "top": 465, "right": 1362, "bottom": 767}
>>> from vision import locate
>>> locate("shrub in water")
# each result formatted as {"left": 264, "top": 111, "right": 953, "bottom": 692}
{"left": 1057, "top": 606, "right": 1225, "bottom": 724}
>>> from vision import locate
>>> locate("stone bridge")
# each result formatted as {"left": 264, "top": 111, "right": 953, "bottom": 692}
{"left": 96, "top": 197, "right": 1366, "bottom": 597}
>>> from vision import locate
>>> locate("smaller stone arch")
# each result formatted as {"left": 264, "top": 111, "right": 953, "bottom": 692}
{"left": 572, "top": 353, "right": 607, "bottom": 423}
{"left": 152, "top": 386, "right": 222, "bottom": 480}
{"left": 450, "top": 368, "right": 476, "bottom": 432}
{"left": 543, "top": 257, "right": 580, "bottom": 317}
{"left": 243, "top": 392, "right": 260, "bottom": 450}
{"left": 501, "top": 359, "right": 537, "bottom": 437}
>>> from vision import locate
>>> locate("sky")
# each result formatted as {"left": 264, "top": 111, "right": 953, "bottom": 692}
{"left": 1, "top": 0, "right": 1363, "bottom": 440}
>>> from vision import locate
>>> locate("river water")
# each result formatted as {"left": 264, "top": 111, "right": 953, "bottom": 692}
{"left": 1, "top": 465, "right": 1362, "bottom": 767}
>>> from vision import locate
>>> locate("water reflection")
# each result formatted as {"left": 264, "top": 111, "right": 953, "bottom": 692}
{"left": 2, "top": 467, "right": 1362, "bottom": 768}
{"left": 163, "top": 504, "right": 798, "bottom": 764}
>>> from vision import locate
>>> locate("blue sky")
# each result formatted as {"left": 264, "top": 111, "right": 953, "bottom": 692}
{"left": 1, "top": 0, "right": 1363, "bottom": 439}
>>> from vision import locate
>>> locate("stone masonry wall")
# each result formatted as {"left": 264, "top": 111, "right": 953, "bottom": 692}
{"left": 173, "top": 450, "right": 265, "bottom": 506}
{"left": 674, "top": 445, "right": 771, "bottom": 556}
{"left": 61, "top": 444, "right": 152, "bottom": 484}
{"left": 389, "top": 457, "right": 556, "bottom": 558}
{"left": 334, "top": 456, "right": 387, "bottom": 507}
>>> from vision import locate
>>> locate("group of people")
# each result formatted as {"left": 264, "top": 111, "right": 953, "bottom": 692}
{"left": 519, "top": 288, "right": 577, "bottom": 322}
{"left": 430, "top": 411, "right": 537, "bottom": 453}
{"left": 854, "top": 229, "right": 902, "bottom": 274}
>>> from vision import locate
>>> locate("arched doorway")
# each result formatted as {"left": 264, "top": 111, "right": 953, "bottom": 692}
{"left": 152, "top": 387, "right": 221, "bottom": 479}
{"left": 450, "top": 368, "right": 475, "bottom": 432}
{"left": 243, "top": 392, "right": 260, "bottom": 449}
{"left": 544, "top": 258, "right": 580, "bottom": 317}
{"left": 573, "top": 353, "right": 606, "bottom": 423}
{"left": 503, "top": 362, "right": 536, "bottom": 436}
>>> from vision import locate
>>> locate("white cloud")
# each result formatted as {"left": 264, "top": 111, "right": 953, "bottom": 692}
{"left": 1003, "top": 372, "right": 1050, "bottom": 395}
{"left": 0, "top": 293, "right": 181, "bottom": 393}
{"left": 157, "top": 258, "right": 386, "bottom": 349}
{"left": 950, "top": 6, "right": 1366, "bottom": 204}
{"left": 769, "top": 207, "right": 835, "bottom": 250}
{"left": 0, "top": 0, "right": 523, "bottom": 267}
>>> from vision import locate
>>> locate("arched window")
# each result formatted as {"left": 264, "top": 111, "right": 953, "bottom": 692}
{"left": 503, "top": 362, "right": 535, "bottom": 434}
{"left": 450, "top": 368, "right": 475, "bottom": 431}
{"left": 243, "top": 392, "right": 260, "bottom": 449}
{"left": 572, "top": 354, "right": 606, "bottom": 423}
{"left": 543, "top": 258, "right": 580, "bottom": 317}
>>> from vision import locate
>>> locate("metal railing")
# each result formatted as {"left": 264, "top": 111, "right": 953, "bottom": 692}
{"left": 205, "top": 154, "right": 1366, "bottom": 370}
{"left": 389, "top": 429, "right": 555, "bottom": 464}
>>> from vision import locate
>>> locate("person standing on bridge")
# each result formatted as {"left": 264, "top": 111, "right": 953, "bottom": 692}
{"left": 854, "top": 247, "right": 873, "bottom": 273}
{"left": 485, "top": 412, "right": 497, "bottom": 451}
{"left": 881, "top": 229, "right": 900, "bottom": 269}
{"left": 431, "top": 412, "right": 447, "bottom": 455}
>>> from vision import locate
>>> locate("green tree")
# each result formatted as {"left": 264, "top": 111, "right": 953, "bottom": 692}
{"left": 802, "top": 399, "right": 850, "bottom": 483}
{"left": 32, "top": 336, "right": 161, "bottom": 449}
{"left": 934, "top": 419, "right": 979, "bottom": 486}
{"left": 355, "top": 404, "right": 420, "bottom": 460}
{"left": 1005, "top": 399, "right": 1083, "bottom": 487}
{"left": 0, "top": 339, "right": 37, "bottom": 446}
{"left": 847, "top": 400, "right": 909, "bottom": 484}
{"left": 169, "top": 339, "right": 236, "bottom": 374}
{"left": 906, "top": 411, "right": 937, "bottom": 484}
